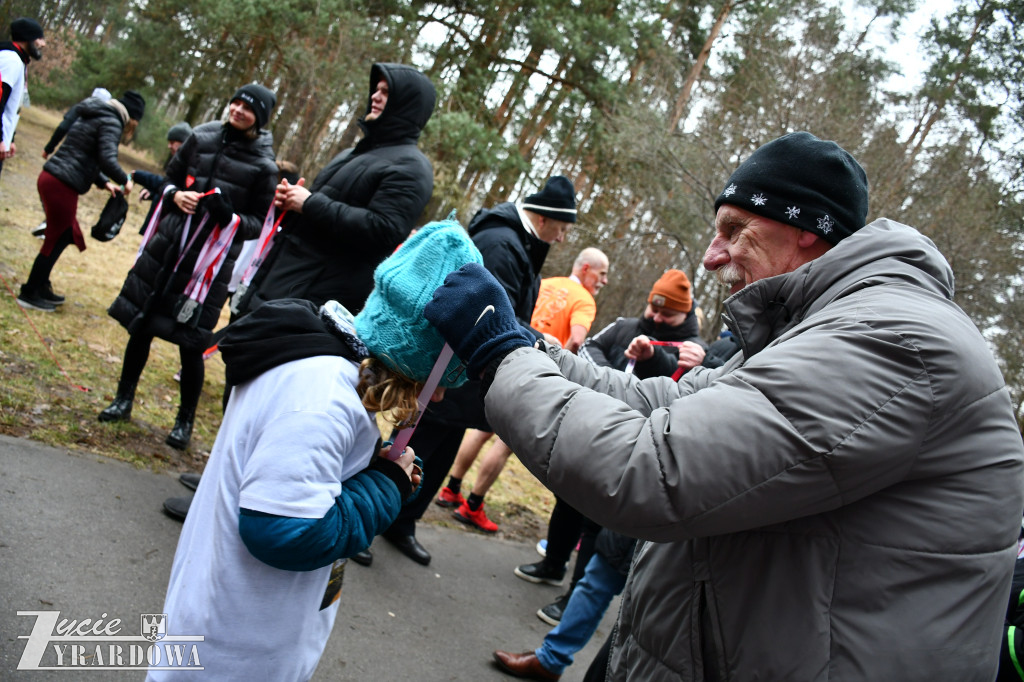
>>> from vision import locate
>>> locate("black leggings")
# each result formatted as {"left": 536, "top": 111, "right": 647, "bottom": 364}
{"left": 118, "top": 332, "right": 204, "bottom": 419}
{"left": 25, "top": 228, "right": 74, "bottom": 291}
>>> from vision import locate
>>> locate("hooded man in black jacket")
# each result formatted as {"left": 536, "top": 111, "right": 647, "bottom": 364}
{"left": 238, "top": 63, "right": 436, "bottom": 315}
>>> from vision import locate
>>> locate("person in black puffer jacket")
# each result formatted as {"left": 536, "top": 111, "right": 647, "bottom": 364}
{"left": 237, "top": 63, "right": 435, "bottom": 316}
{"left": 16, "top": 91, "right": 145, "bottom": 312}
{"left": 100, "top": 84, "right": 278, "bottom": 451}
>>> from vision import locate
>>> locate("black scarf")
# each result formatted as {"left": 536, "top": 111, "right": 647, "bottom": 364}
{"left": 0, "top": 42, "right": 29, "bottom": 65}
{"left": 219, "top": 299, "right": 367, "bottom": 386}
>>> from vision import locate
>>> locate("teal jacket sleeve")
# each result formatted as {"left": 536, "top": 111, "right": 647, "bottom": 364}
{"left": 237, "top": 460, "right": 409, "bottom": 572}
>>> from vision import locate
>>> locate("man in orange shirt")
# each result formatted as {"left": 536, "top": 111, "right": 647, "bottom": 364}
{"left": 531, "top": 247, "right": 609, "bottom": 353}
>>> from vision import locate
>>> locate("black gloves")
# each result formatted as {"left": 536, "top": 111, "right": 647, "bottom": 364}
{"left": 200, "top": 192, "right": 234, "bottom": 226}
{"left": 424, "top": 263, "right": 534, "bottom": 378}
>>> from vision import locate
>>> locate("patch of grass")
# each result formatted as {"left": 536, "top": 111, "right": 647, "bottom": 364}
{"left": 0, "top": 105, "right": 554, "bottom": 542}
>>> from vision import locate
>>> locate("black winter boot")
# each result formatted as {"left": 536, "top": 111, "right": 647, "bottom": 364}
{"left": 16, "top": 284, "right": 56, "bottom": 312}
{"left": 166, "top": 415, "right": 194, "bottom": 450}
{"left": 98, "top": 383, "right": 137, "bottom": 422}
{"left": 41, "top": 282, "right": 65, "bottom": 306}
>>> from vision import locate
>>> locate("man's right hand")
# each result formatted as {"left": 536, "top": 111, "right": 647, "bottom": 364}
{"left": 625, "top": 335, "right": 654, "bottom": 361}
{"left": 173, "top": 189, "right": 202, "bottom": 214}
{"left": 274, "top": 177, "right": 308, "bottom": 213}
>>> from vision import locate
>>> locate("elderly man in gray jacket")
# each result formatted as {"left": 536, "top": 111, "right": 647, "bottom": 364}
{"left": 424, "top": 131, "right": 1024, "bottom": 681}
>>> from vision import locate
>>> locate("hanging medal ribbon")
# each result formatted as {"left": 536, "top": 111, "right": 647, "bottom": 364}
{"left": 386, "top": 344, "right": 455, "bottom": 461}
{"left": 176, "top": 215, "right": 240, "bottom": 324}
{"left": 230, "top": 203, "right": 285, "bottom": 313}
{"left": 134, "top": 185, "right": 176, "bottom": 265}
{"left": 168, "top": 188, "right": 240, "bottom": 324}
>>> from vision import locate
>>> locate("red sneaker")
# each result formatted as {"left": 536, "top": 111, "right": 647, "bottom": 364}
{"left": 453, "top": 501, "right": 499, "bottom": 533}
{"left": 435, "top": 486, "right": 466, "bottom": 509}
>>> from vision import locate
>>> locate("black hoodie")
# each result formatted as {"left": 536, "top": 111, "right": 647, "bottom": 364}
{"left": 243, "top": 63, "right": 436, "bottom": 316}
{"left": 357, "top": 62, "right": 437, "bottom": 150}
{"left": 219, "top": 298, "right": 365, "bottom": 387}
{"left": 467, "top": 201, "right": 551, "bottom": 326}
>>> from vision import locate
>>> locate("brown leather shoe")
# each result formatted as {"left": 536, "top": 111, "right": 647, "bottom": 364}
{"left": 492, "top": 650, "right": 560, "bottom": 680}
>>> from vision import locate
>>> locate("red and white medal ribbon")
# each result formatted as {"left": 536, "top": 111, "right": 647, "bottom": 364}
{"left": 625, "top": 340, "right": 688, "bottom": 379}
{"left": 134, "top": 185, "right": 176, "bottom": 265}
{"left": 171, "top": 189, "right": 240, "bottom": 322}
{"left": 238, "top": 203, "right": 285, "bottom": 289}
{"left": 179, "top": 215, "right": 240, "bottom": 312}
{"left": 649, "top": 340, "right": 689, "bottom": 380}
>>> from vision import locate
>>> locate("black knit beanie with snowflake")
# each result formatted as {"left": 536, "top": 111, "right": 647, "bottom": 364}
{"left": 714, "top": 131, "right": 869, "bottom": 245}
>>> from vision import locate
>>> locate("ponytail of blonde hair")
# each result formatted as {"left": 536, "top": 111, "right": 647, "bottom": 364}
{"left": 356, "top": 357, "right": 423, "bottom": 427}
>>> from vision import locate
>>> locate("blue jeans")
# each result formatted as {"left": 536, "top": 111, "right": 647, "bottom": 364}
{"left": 535, "top": 552, "right": 626, "bottom": 675}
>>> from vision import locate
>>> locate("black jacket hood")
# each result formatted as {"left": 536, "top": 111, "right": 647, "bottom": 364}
{"left": 468, "top": 202, "right": 551, "bottom": 283}
{"left": 357, "top": 63, "right": 436, "bottom": 148}
{"left": 219, "top": 299, "right": 367, "bottom": 387}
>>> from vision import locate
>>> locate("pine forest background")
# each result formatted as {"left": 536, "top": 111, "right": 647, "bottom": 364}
{"left": 3, "top": 0, "right": 1022, "bottom": 428}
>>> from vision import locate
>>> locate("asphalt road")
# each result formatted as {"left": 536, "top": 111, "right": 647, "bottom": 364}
{"left": 0, "top": 434, "right": 617, "bottom": 680}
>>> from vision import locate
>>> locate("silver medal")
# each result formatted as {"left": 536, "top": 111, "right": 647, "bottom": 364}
{"left": 177, "top": 298, "right": 198, "bottom": 323}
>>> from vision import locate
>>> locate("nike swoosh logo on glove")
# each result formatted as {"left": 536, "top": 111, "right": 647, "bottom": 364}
{"left": 475, "top": 305, "right": 495, "bottom": 325}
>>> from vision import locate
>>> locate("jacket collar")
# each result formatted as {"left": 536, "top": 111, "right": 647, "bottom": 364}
{"left": 107, "top": 99, "right": 129, "bottom": 125}
{"left": 721, "top": 218, "right": 955, "bottom": 358}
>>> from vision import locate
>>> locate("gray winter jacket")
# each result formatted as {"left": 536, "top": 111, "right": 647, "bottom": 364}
{"left": 486, "top": 218, "right": 1024, "bottom": 681}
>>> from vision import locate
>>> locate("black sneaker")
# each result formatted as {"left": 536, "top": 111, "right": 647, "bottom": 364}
{"left": 16, "top": 289, "right": 57, "bottom": 312}
{"left": 162, "top": 496, "right": 192, "bottom": 522}
{"left": 179, "top": 472, "right": 202, "bottom": 491}
{"left": 41, "top": 283, "right": 65, "bottom": 306}
{"left": 537, "top": 592, "right": 571, "bottom": 626}
{"left": 514, "top": 560, "right": 566, "bottom": 586}
{"left": 32, "top": 221, "right": 46, "bottom": 238}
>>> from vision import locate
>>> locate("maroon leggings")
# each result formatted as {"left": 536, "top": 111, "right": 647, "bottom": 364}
{"left": 37, "top": 170, "right": 85, "bottom": 257}
{"left": 25, "top": 171, "right": 89, "bottom": 293}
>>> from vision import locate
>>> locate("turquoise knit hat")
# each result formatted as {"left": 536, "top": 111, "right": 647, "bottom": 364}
{"left": 355, "top": 219, "right": 483, "bottom": 387}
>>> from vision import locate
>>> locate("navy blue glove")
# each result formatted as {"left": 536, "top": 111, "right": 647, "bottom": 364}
{"left": 200, "top": 192, "right": 234, "bottom": 226}
{"left": 424, "top": 263, "right": 534, "bottom": 378}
